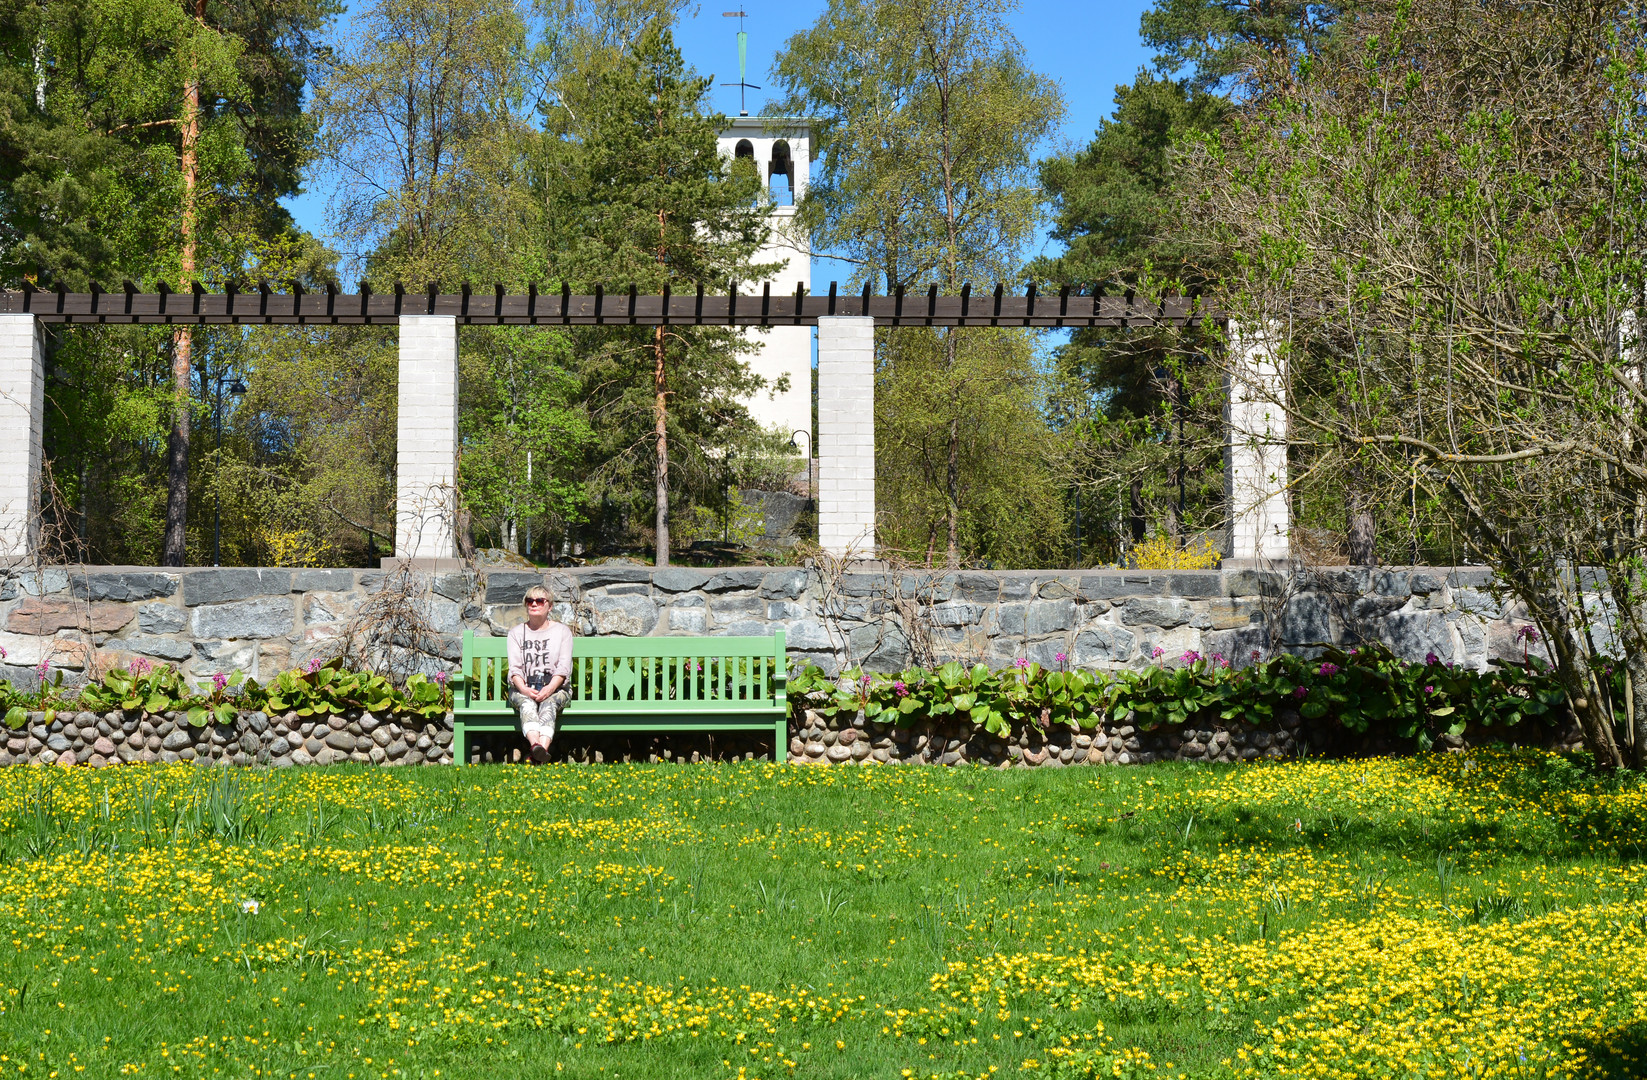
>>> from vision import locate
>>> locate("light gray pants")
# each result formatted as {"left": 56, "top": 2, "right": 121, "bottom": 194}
{"left": 510, "top": 689, "right": 570, "bottom": 743}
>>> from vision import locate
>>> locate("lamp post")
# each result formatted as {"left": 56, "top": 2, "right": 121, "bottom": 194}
{"left": 213, "top": 368, "right": 248, "bottom": 566}
{"left": 789, "top": 429, "right": 813, "bottom": 503}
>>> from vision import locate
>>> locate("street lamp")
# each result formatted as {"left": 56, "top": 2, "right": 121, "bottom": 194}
{"left": 213, "top": 369, "right": 248, "bottom": 566}
{"left": 789, "top": 429, "right": 813, "bottom": 503}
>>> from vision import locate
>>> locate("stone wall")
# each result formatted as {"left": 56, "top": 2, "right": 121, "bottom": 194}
{"left": 0, "top": 702, "right": 1579, "bottom": 770}
{"left": 0, "top": 563, "right": 1540, "bottom": 691}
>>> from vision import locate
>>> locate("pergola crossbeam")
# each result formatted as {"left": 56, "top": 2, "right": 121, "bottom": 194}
{"left": 0, "top": 286, "right": 1218, "bottom": 328}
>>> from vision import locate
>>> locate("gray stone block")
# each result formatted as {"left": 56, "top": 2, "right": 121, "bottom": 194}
{"left": 996, "top": 604, "right": 1027, "bottom": 637}
{"left": 758, "top": 570, "right": 809, "bottom": 600}
{"left": 1372, "top": 570, "right": 1411, "bottom": 598}
{"left": 183, "top": 568, "right": 293, "bottom": 606}
{"left": 588, "top": 594, "right": 657, "bottom": 636}
{"left": 851, "top": 622, "right": 910, "bottom": 672}
{"left": 430, "top": 572, "right": 478, "bottom": 601}
{"left": 161, "top": 728, "right": 192, "bottom": 751}
{"left": 783, "top": 620, "right": 833, "bottom": 651}
{"left": 653, "top": 568, "right": 709, "bottom": 592}
{"left": 72, "top": 573, "right": 177, "bottom": 602}
{"left": 1445, "top": 568, "right": 1494, "bottom": 588}
{"left": 483, "top": 572, "right": 545, "bottom": 604}
{"left": 667, "top": 606, "right": 707, "bottom": 633}
{"left": 17, "top": 569, "right": 69, "bottom": 596}
{"left": 1121, "top": 598, "right": 1192, "bottom": 628}
{"left": 1282, "top": 592, "right": 1341, "bottom": 645}
{"left": 577, "top": 566, "right": 652, "bottom": 588}
{"left": 931, "top": 601, "right": 982, "bottom": 627}
{"left": 953, "top": 572, "right": 1002, "bottom": 603}
{"left": 292, "top": 569, "right": 356, "bottom": 593}
{"left": 1163, "top": 572, "right": 1222, "bottom": 598}
{"left": 1375, "top": 610, "right": 1452, "bottom": 663}
{"left": 1221, "top": 569, "right": 1284, "bottom": 597}
{"left": 1036, "top": 576, "right": 1079, "bottom": 600}
{"left": 1203, "top": 625, "right": 1269, "bottom": 666}
{"left": 137, "top": 602, "right": 187, "bottom": 635}
{"left": 1026, "top": 599, "right": 1076, "bottom": 635}
{"left": 705, "top": 569, "right": 766, "bottom": 593}
{"left": 1073, "top": 625, "right": 1136, "bottom": 665}
{"left": 1080, "top": 573, "right": 1164, "bottom": 599}
{"left": 1350, "top": 595, "right": 1407, "bottom": 621}
{"left": 1455, "top": 588, "right": 1503, "bottom": 619}
{"left": 105, "top": 635, "right": 194, "bottom": 662}
{"left": 191, "top": 597, "right": 296, "bottom": 640}
{"left": 720, "top": 619, "right": 770, "bottom": 637}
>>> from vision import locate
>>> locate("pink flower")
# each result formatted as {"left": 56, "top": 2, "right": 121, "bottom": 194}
{"left": 1425, "top": 652, "right": 1441, "bottom": 665}
{"left": 1181, "top": 650, "right": 1202, "bottom": 664}
{"left": 1515, "top": 625, "right": 1540, "bottom": 643}
{"left": 36, "top": 658, "right": 49, "bottom": 681}
{"left": 1318, "top": 662, "right": 1339, "bottom": 677}
{"left": 1424, "top": 684, "right": 1435, "bottom": 694}
{"left": 1054, "top": 652, "right": 1068, "bottom": 668}
{"left": 1293, "top": 685, "right": 1308, "bottom": 699}
{"left": 435, "top": 670, "right": 449, "bottom": 686}
{"left": 212, "top": 672, "right": 228, "bottom": 692}
{"left": 1151, "top": 647, "right": 1165, "bottom": 660}
{"left": 1013, "top": 657, "right": 1030, "bottom": 670}
{"left": 305, "top": 657, "right": 323, "bottom": 673}
{"left": 128, "top": 657, "right": 152, "bottom": 676}
{"left": 0, "top": 644, "right": 6, "bottom": 659}
{"left": 893, "top": 680, "right": 909, "bottom": 698}
{"left": 1251, "top": 649, "right": 1262, "bottom": 661}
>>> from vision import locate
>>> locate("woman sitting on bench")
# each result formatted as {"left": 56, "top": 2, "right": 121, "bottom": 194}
{"left": 508, "top": 584, "right": 573, "bottom": 763}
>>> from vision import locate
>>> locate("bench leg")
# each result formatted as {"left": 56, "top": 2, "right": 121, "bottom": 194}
{"left": 454, "top": 724, "right": 467, "bottom": 767}
{"left": 774, "top": 718, "right": 787, "bottom": 763}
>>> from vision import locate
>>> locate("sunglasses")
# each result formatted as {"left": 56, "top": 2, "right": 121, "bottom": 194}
{"left": 525, "top": 598, "right": 549, "bottom": 606}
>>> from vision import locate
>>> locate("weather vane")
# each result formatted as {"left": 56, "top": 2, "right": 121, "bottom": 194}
{"left": 720, "top": 10, "right": 759, "bottom": 116}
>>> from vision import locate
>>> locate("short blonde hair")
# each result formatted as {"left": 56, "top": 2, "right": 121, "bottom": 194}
{"left": 523, "top": 584, "right": 551, "bottom": 603}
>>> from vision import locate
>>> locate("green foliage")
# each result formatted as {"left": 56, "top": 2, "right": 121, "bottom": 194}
{"left": 789, "top": 644, "right": 1567, "bottom": 749}
{"left": 2, "top": 658, "right": 451, "bottom": 730}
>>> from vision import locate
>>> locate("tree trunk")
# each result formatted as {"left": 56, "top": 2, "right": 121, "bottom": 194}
{"left": 1129, "top": 477, "right": 1147, "bottom": 545}
{"left": 653, "top": 326, "right": 670, "bottom": 567}
{"left": 945, "top": 330, "right": 961, "bottom": 568}
{"left": 164, "top": 0, "right": 204, "bottom": 567}
{"left": 1346, "top": 460, "right": 1378, "bottom": 564}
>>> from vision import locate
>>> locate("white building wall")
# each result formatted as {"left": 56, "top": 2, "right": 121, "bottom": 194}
{"left": 396, "top": 316, "right": 459, "bottom": 560}
{"left": 0, "top": 315, "right": 43, "bottom": 564}
{"left": 719, "top": 118, "right": 814, "bottom": 446}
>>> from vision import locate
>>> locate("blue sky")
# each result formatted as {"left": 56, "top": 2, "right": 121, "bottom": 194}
{"left": 280, "top": 0, "right": 1159, "bottom": 282}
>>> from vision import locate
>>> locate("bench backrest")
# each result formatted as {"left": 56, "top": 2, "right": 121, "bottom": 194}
{"left": 459, "top": 630, "right": 788, "bottom": 712}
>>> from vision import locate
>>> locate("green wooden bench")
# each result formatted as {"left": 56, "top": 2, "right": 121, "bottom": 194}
{"left": 450, "top": 629, "right": 789, "bottom": 765}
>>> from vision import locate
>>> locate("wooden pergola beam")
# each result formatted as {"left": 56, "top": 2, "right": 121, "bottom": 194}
{"left": 0, "top": 283, "right": 1220, "bottom": 328}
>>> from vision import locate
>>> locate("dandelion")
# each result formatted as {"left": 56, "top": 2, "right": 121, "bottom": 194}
{"left": 1318, "top": 662, "right": 1340, "bottom": 677}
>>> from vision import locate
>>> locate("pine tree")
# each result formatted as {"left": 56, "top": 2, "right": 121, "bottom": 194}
{"left": 548, "top": 23, "right": 772, "bottom": 565}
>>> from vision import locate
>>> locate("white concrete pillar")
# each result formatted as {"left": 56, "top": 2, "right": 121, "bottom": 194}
{"left": 0, "top": 315, "right": 44, "bottom": 565}
{"left": 817, "top": 316, "right": 876, "bottom": 556}
{"left": 396, "top": 316, "right": 459, "bottom": 560}
{"left": 1226, "top": 319, "right": 1290, "bottom": 563}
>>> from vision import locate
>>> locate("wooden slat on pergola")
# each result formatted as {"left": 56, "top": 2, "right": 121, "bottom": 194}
{"left": 0, "top": 282, "right": 1218, "bottom": 328}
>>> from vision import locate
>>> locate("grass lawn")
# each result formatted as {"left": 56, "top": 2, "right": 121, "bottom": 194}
{"left": 1, "top": 752, "right": 1645, "bottom": 1079}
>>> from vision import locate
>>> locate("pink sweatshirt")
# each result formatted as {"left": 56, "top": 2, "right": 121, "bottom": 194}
{"left": 507, "top": 620, "right": 573, "bottom": 686}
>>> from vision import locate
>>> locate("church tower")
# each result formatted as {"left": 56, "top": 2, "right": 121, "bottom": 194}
{"left": 718, "top": 117, "right": 814, "bottom": 447}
